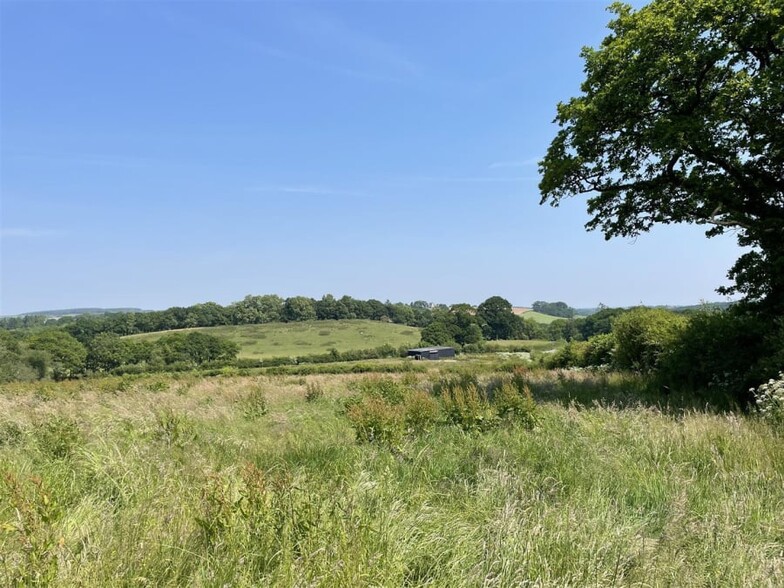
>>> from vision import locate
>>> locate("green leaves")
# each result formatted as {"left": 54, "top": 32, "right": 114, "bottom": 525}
{"left": 540, "top": 0, "right": 784, "bottom": 311}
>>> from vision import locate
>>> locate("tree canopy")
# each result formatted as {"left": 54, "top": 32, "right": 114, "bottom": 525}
{"left": 540, "top": 0, "right": 784, "bottom": 313}
{"left": 532, "top": 301, "right": 576, "bottom": 318}
{"left": 477, "top": 296, "right": 522, "bottom": 340}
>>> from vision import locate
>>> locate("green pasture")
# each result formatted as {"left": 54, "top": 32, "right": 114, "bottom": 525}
{"left": 520, "top": 311, "right": 582, "bottom": 324}
{"left": 128, "top": 319, "right": 422, "bottom": 359}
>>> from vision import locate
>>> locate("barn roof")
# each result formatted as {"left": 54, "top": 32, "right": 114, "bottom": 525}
{"left": 407, "top": 346, "right": 455, "bottom": 352}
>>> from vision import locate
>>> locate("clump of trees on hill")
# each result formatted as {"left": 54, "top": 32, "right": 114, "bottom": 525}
{"left": 532, "top": 301, "right": 575, "bottom": 318}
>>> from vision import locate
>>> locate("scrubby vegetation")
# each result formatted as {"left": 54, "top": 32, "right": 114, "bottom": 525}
{"left": 1, "top": 367, "right": 782, "bottom": 586}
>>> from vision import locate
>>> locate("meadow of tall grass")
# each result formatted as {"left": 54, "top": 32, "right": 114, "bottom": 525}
{"left": 1, "top": 367, "right": 782, "bottom": 586}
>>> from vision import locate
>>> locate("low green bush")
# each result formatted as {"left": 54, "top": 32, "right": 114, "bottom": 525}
{"left": 493, "top": 381, "right": 537, "bottom": 428}
{"left": 583, "top": 333, "right": 615, "bottom": 366}
{"left": 431, "top": 370, "right": 480, "bottom": 399}
{"left": 304, "top": 382, "right": 324, "bottom": 402}
{"left": 351, "top": 376, "right": 408, "bottom": 404}
{"left": 32, "top": 416, "right": 82, "bottom": 459}
{"left": 440, "top": 383, "right": 495, "bottom": 432}
{"left": 657, "top": 310, "right": 784, "bottom": 403}
{"left": 345, "top": 396, "right": 404, "bottom": 446}
{"left": 613, "top": 307, "right": 687, "bottom": 372}
{"left": 0, "top": 420, "right": 25, "bottom": 448}
{"left": 154, "top": 407, "right": 197, "bottom": 446}
{"left": 541, "top": 342, "right": 588, "bottom": 369}
{"left": 241, "top": 385, "right": 269, "bottom": 420}
{"left": 404, "top": 390, "right": 441, "bottom": 433}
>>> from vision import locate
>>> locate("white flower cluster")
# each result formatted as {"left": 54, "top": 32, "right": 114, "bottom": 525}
{"left": 752, "top": 372, "right": 784, "bottom": 425}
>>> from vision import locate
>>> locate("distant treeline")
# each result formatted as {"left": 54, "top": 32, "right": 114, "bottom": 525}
{"left": 0, "top": 293, "right": 621, "bottom": 381}
{"left": 2, "top": 293, "right": 746, "bottom": 389}
{"left": 0, "top": 329, "right": 241, "bottom": 382}
{"left": 0, "top": 294, "right": 621, "bottom": 345}
{"left": 0, "top": 295, "right": 438, "bottom": 336}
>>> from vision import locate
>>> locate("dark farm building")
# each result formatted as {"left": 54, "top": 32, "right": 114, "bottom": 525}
{"left": 406, "top": 346, "right": 456, "bottom": 360}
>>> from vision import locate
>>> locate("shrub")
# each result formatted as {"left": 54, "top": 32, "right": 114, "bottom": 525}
{"left": 492, "top": 381, "right": 537, "bottom": 428}
{"left": 241, "top": 385, "right": 269, "bottom": 419}
{"left": 431, "top": 371, "right": 480, "bottom": 399}
{"left": 1, "top": 473, "right": 63, "bottom": 584}
{"left": 612, "top": 307, "right": 687, "bottom": 372}
{"left": 154, "top": 408, "right": 196, "bottom": 446}
{"left": 753, "top": 372, "right": 784, "bottom": 426}
{"left": 145, "top": 379, "right": 169, "bottom": 392}
{"left": 33, "top": 416, "right": 83, "bottom": 459}
{"left": 0, "top": 420, "right": 25, "bottom": 447}
{"left": 404, "top": 390, "right": 442, "bottom": 433}
{"left": 305, "top": 381, "right": 324, "bottom": 402}
{"left": 352, "top": 377, "right": 408, "bottom": 405}
{"left": 542, "top": 341, "right": 587, "bottom": 369}
{"left": 440, "top": 383, "right": 496, "bottom": 432}
{"left": 658, "top": 310, "right": 782, "bottom": 402}
{"left": 583, "top": 333, "right": 615, "bottom": 366}
{"left": 345, "top": 396, "right": 404, "bottom": 446}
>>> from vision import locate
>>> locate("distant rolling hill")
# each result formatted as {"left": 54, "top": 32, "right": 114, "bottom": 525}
{"left": 127, "top": 319, "right": 422, "bottom": 359}
{"left": 519, "top": 310, "right": 586, "bottom": 324}
{"left": 6, "top": 307, "right": 145, "bottom": 319}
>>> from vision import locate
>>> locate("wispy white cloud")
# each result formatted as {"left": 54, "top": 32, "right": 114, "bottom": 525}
{"left": 288, "top": 6, "right": 423, "bottom": 82}
{"left": 249, "top": 185, "right": 366, "bottom": 198}
{"left": 488, "top": 156, "right": 541, "bottom": 169}
{"left": 1, "top": 228, "right": 65, "bottom": 238}
{"left": 395, "top": 175, "right": 538, "bottom": 184}
{"left": 154, "top": 5, "right": 422, "bottom": 85}
{"left": 9, "top": 151, "right": 153, "bottom": 169}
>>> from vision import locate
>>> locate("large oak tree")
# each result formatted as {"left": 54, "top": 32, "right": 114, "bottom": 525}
{"left": 540, "top": 0, "right": 783, "bottom": 313}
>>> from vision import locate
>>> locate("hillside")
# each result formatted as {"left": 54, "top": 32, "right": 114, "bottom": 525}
{"left": 5, "top": 307, "right": 145, "bottom": 319}
{"left": 127, "top": 319, "right": 421, "bottom": 359}
{"left": 519, "top": 310, "right": 574, "bottom": 324}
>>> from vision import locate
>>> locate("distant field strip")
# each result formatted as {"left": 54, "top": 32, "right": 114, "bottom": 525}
{"left": 521, "top": 311, "right": 585, "bottom": 324}
{"left": 128, "top": 319, "right": 422, "bottom": 358}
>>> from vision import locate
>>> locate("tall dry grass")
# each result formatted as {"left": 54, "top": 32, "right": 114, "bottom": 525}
{"left": 1, "top": 369, "right": 782, "bottom": 586}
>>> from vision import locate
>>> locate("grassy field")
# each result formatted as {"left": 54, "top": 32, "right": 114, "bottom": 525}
{"left": 128, "top": 319, "right": 422, "bottom": 359}
{"left": 520, "top": 311, "right": 580, "bottom": 324}
{"left": 483, "top": 339, "right": 562, "bottom": 352}
{"left": 1, "top": 365, "right": 782, "bottom": 586}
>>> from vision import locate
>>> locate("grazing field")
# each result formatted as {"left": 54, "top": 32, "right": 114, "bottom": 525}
{"left": 1, "top": 365, "right": 782, "bottom": 586}
{"left": 519, "top": 311, "right": 569, "bottom": 324}
{"left": 128, "top": 319, "right": 422, "bottom": 359}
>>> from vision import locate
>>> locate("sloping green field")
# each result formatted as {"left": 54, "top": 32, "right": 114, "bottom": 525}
{"left": 128, "top": 319, "right": 421, "bottom": 359}
{"left": 520, "top": 311, "right": 565, "bottom": 324}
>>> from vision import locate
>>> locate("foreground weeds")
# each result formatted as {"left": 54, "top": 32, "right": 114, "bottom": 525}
{"left": 1, "top": 369, "right": 783, "bottom": 586}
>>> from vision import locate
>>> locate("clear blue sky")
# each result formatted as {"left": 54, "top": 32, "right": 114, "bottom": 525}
{"left": 1, "top": 0, "right": 741, "bottom": 315}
